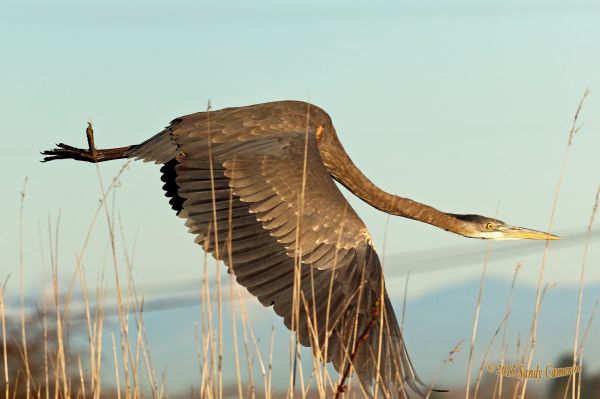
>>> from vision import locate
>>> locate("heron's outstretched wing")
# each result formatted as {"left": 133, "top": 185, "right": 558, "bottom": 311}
{"left": 129, "top": 102, "right": 424, "bottom": 396}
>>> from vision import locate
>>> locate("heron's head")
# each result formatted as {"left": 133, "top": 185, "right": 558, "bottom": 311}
{"left": 449, "top": 214, "right": 561, "bottom": 240}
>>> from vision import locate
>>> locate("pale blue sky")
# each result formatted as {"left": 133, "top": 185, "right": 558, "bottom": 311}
{"left": 2, "top": 0, "right": 600, "bottom": 392}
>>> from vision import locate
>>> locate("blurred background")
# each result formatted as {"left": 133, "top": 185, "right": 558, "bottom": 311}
{"left": 1, "top": 1, "right": 600, "bottom": 397}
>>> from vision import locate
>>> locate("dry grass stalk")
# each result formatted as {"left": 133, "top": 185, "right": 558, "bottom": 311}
{"left": 200, "top": 242, "right": 215, "bottom": 398}
{"left": 92, "top": 276, "right": 106, "bottom": 399}
{"left": 570, "top": 186, "right": 599, "bottom": 399}
{"left": 285, "top": 103, "right": 314, "bottom": 399}
{"left": 494, "top": 262, "right": 522, "bottom": 399}
{"left": 519, "top": 88, "right": 589, "bottom": 399}
{"left": 193, "top": 323, "right": 206, "bottom": 397}
{"left": 318, "top": 205, "right": 350, "bottom": 398}
{"left": 117, "top": 214, "right": 160, "bottom": 397}
{"left": 112, "top": 333, "right": 122, "bottom": 399}
{"left": 70, "top": 158, "right": 130, "bottom": 397}
{"left": 1, "top": 278, "right": 9, "bottom": 399}
{"left": 233, "top": 278, "right": 256, "bottom": 398}
{"left": 575, "top": 299, "right": 599, "bottom": 398}
{"left": 400, "top": 272, "right": 410, "bottom": 333}
{"left": 18, "top": 178, "right": 31, "bottom": 399}
{"left": 473, "top": 312, "right": 510, "bottom": 399}
{"left": 96, "top": 157, "right": 140, "bottom": 397}
{"left": 42, "top": 300, "right": 49, "bottom": 399}
{"left": 77, "top": 354, "right": 86, "bottom": 397}
{"left": 96, "top": 164, "right": 147, "bottom": 399}
{"left": 228, "top": 279, "right": 244, "bottom": 399}
{"left": 205, "top": 100, "right": 226, "bottom": 399}
{"left": 221, "top": 158, "right": 246, "bottom": 399}
{"left": 513, "top": 282, "right": 556, "bottom": 399}
{"left": 372, "top": 273, "right": 387, "bottom": 399}
{"left": 267, "top": 326, "right": 275, "bottom": 399}
{"left": 465, "top": 239, "right": 494, "bottom": 399}
{"left": 48, "top": 212, "right": 71, "bottom": 398}
{"left": 426, "top": 340, "right": 463, "bottom": 398}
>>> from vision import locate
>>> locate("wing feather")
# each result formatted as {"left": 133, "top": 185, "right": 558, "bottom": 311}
{"left": 129, "top": 101, "right": 426, "bottom": 397}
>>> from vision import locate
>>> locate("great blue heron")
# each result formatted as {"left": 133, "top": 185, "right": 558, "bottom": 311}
{"left": 42, "top": 100, "right": 558, "bottom": 397}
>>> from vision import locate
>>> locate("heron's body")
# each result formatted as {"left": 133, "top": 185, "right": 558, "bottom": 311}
{"left": 42, "top": 100, "right": 558, "bottom": 397}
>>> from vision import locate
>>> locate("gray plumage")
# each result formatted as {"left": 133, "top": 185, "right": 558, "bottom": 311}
{"left": 127, "top": 101, "right": 422, "bottom": 396}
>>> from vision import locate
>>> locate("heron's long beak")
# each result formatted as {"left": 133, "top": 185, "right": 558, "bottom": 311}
{"left": 498, "top": 225, "right": 561, "bottom": 240}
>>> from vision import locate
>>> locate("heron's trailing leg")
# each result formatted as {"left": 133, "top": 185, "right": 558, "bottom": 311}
{"left": 41, "top": 122, "right": 134, "bottom": 163}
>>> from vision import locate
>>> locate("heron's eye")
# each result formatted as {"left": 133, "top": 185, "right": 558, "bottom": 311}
{"left": 485, "top": 222, "right": 494, "bottom": 231}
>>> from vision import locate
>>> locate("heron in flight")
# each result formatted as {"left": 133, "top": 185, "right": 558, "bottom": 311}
{"left": 42, "top": 101, "right": 558, "bottom": 397}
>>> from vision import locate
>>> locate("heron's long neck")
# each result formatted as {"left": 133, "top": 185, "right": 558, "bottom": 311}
{"left": 318, "top": 134, "right": 461, "bottom": 233}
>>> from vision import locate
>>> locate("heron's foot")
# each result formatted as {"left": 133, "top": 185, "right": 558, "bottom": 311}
{"left": 41, "top": 142, "right": 99, "bottom": 163}
{"left": 41, "top": 122, "right": 134, "bottom": 163}
{"left": 42, "top": 122, "right": 99, "bottom": 163}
